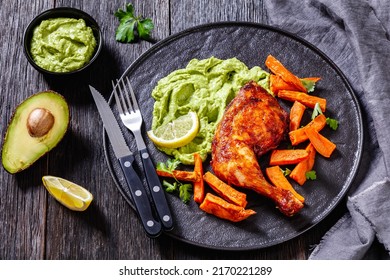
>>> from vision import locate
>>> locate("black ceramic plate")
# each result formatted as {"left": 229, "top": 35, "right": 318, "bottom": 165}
{"left": 104, "top": 22, "right": 363, "bottom": 250}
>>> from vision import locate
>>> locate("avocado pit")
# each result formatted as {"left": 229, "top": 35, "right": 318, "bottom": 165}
{"left": 27, "top": 108, "right": 55, "bottom": 137}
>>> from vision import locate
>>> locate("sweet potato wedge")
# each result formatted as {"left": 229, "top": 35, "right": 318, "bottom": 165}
{"left": 302, "top": 77, "right": 321, "bottom": 83}
{"left": 266, "top": 166, "right": 305, "bottom": 203}
{"left": 265, "top": 55, "right": 307, "bottom": 93}
{"left": 270, "top": 74, "right": 297, "bottom": 95}
{"left": 193, "top": 153, "right": 205, "bottom": 203}
{"left": 305, "top": 127, "right": 336, "bottom": 158}
{"left": 156, "top": 169, "right": 199, "bottom": 182}
{"left": 270, "top": 75, "right": 320, "bottom": 95}
{"left": 269, "top": 149, "right": 309, "bottom": 166}
{"left": 203, "top": 171, "right": 247, "bottom": 208}
{"left": 289, "top": 101, "right": 306, "bottom": 131}
{"left": 290, "top": 143, "right": 316, "bottom": 185}
{"left": 199, "top": 193, "right": 256, "bottom": 222}
{"left": 278, "top": 90, "right": 326, "bottom": 112}
{"left": 289, "top": 114, "right": 327, "bottom": 146}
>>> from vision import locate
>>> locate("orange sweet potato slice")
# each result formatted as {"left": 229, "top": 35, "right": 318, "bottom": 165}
{"left": 278, "top": 90, "right": 326, "bottom": 112}
{"left": 265, "top": 55, "right": 307, "bottom": 93}
{"left": 269, "top": 149, "right": 309, "bottom": 166}
{"left": 199, "top": 193, "right": 256, "bottom": 222}
{"left": 266, "top": 166, "right": 305, "bottom": 203}
{"left": 305, "top": 127, "right": 336, "bottom": 158}
{"left": 289, "top": 114, "right": 327, "bottom": 146}
{"left": 203, "top": 172, "right": 247, "bottom": 208}
{"left": 156, "top": 169, "right": 199, "bottom": 182}
{"left": 289, "top": 101, "right": 306, "bottom": 131}
{"left": 290, "top": 143, "right": 317, "bottom": 186}
{"left": 193, "top": 153, "right": 205, "bottom": 203}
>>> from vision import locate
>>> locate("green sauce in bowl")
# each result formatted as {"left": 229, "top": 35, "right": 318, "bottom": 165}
{"left": 30, "top": 17, "right": 97, "bottom": 73}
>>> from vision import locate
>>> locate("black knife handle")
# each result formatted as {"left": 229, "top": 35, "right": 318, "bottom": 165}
{"left": 139, "top": 148, "right": 174, "bottom": 231}
{"left": 118, "top": 154, "right": 162, "bottom": 238}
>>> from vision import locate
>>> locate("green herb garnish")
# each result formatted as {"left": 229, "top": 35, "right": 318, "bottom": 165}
{"left": 311, "top": 102, "right": 323, "bottom": 120}
{"left": 326, "top": 117, "right": 339, "bottom": 130}
{"left": 305, "top": 170, "right": 317, "bottom": 180}
{"left": 114, "top": 3, "right": 154, "bottom": 43}
{"left": 156, "top": 158, "right": 181, "bottom": 174}
{"left": 301, "top": 79, "right": 316, "bottom": 93}
{"left": 157, "top": 159, "right": 193, "bottom": 204}
{"left": 281, "top": 167, "right": 292, "bottom": 177}
{"left": 311, "top": 102, "right": 339, "bottom": 130}
{"left": 162, "top": 180, "right": 178, "bottom": 193}
{"left": 179, "top": 184, "right": 193, "bottom": 204}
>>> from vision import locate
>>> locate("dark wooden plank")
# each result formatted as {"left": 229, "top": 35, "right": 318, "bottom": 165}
{"left": 0, "top": 0, "right": 54, "bottom": 260}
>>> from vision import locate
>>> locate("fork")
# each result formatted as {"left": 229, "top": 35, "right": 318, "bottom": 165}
{"left": 113, "top": 77, "right": 173, "bottom": 231}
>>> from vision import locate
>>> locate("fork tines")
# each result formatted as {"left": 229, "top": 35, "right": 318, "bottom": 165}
{"left": 112, "top": 77, "right": 140, "bottom": 115}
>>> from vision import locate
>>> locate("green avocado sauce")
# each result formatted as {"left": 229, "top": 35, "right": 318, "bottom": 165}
{"left": 30, "top": 18, "right": 97, "bottom": 72}
{"left": 150, "top": 56, "right": 271, "bottom": 165}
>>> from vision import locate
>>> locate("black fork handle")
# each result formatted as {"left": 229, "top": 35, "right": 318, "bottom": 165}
{"left": 139, "top": 148, "right": 174, "bottom": 231}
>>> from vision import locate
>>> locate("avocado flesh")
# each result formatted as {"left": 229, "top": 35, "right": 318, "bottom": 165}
{"left": 2, "top": 91, "right": 69, "bottom": 174}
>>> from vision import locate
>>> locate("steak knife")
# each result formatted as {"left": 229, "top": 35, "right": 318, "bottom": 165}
{"left": 89, "top": 85, "right": 162, "bottom": 238}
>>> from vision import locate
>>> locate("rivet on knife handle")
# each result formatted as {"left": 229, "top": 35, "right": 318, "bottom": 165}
{"left": 118, "top": 154, "right": 162, "bottom": 238}
{"left": 140, "top": 148, "right": 174, "bottom": 231}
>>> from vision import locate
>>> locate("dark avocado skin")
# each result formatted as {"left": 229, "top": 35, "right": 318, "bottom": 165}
{"left": 1, "top": 91, "right": 70, "bottom": 174}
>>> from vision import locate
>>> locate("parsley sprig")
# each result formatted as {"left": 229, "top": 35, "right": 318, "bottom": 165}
{"left": 301, "top": 79, "right": 316, "bottom": 93}
{"left": 157, "top": 159, "right": 193, "bottom": 203}
{"left": 114, "top": 3, "right": 154, "bottom": 43}
{"left": 311, "top": 102, "right": 339, "bottom": 130}
{"left": 305, "top": 170, "right": 317, "bottom": 180}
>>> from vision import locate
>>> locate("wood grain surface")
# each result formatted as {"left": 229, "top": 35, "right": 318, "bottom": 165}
{"left": 1, "top": 0, "right": 386, "bottom": 260}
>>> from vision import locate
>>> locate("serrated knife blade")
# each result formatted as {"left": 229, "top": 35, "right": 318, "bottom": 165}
{"left": 89, "top": 85, "right": 162, "bottom": 238}
{"left": 89, "top": 85, "right": 131, "bottom": 159}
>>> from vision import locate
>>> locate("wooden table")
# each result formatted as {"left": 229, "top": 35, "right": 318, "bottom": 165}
{"left": 1, "top": 0, "right": 386, "bottom": 260}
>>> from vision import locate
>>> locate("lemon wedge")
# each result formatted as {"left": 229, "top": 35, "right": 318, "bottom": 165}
{"left": 147, "top": 111, "right": 199, "bottom": 149}
{"left": 42, "top": 176, "right": 93, "bottom": 211}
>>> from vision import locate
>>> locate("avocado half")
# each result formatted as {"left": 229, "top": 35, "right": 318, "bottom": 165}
{"left": 2, "top": 91, "right": 69, "bottom": 174}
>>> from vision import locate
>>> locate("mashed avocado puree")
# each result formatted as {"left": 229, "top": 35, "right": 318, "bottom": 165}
{"left": 30, "top": 18, "right": 96, "bottom": 72}
{"left": 151, "top": 57, "right": 270, "bottom": 164}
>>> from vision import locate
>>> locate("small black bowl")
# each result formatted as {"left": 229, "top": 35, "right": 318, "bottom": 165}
{"left": 23, "top": 7, "right": 103, "bottom": 76}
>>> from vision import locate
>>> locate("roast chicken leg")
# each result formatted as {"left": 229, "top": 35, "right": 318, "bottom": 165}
{"left": 211, "top": 81, "right": 304, "bottom": 216}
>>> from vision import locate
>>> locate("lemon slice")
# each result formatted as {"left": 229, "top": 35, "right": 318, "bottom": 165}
{"left": 42, "top": 176, "right": 93, "bottom": 211}
{"left": 147, "top": 111, "right": 199, "bottom": 148}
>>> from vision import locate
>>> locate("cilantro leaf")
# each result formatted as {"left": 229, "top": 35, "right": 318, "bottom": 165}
{"left": 311, "top": 102, "right": 323, "bottom": 120}
{"left": 137, "top": 18, "right": 154, "bottom": 39}
{"left": 114, "top": 3, "right": 154, "bottom": 43}
{"left": 326, "top": 117, "right": 339, "bottom": 130}
{"left": 115, "top": 2, "right": 135, "bottom": 20}
{"left": 156, "top": 158, "right": 181, "bottom": 174}
{"left": 156, "top": 162, "right": 168, "bottom": 172}
{"left": 116, "top": 19, "right": 136, "bottom": 43}
{"left": 162, "top": 180, "right": 178, "bottom": 193}
{"left": 157, "top": 159, "right": 192, "bottom": 203}
{"left": 311, "top": 102, "right": 339, "bottom": 130}
{"left": 305, "top": 170, "right": 317, "bottom": 180}
{"left": 281, "top": 167, "right": 292, "bottom": 177}
{"left": 179, "top": 184, "right": 193, "bottom": 204}
{"left": 166, "top": 158, "right": 181, "bottom": 171}
{"left": 301, "top": 79, "right": 316, "bottom": 93}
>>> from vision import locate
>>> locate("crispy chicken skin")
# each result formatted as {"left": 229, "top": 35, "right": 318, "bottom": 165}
{"left": 211, "top": 81, "right": 304, "bottom": 216}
